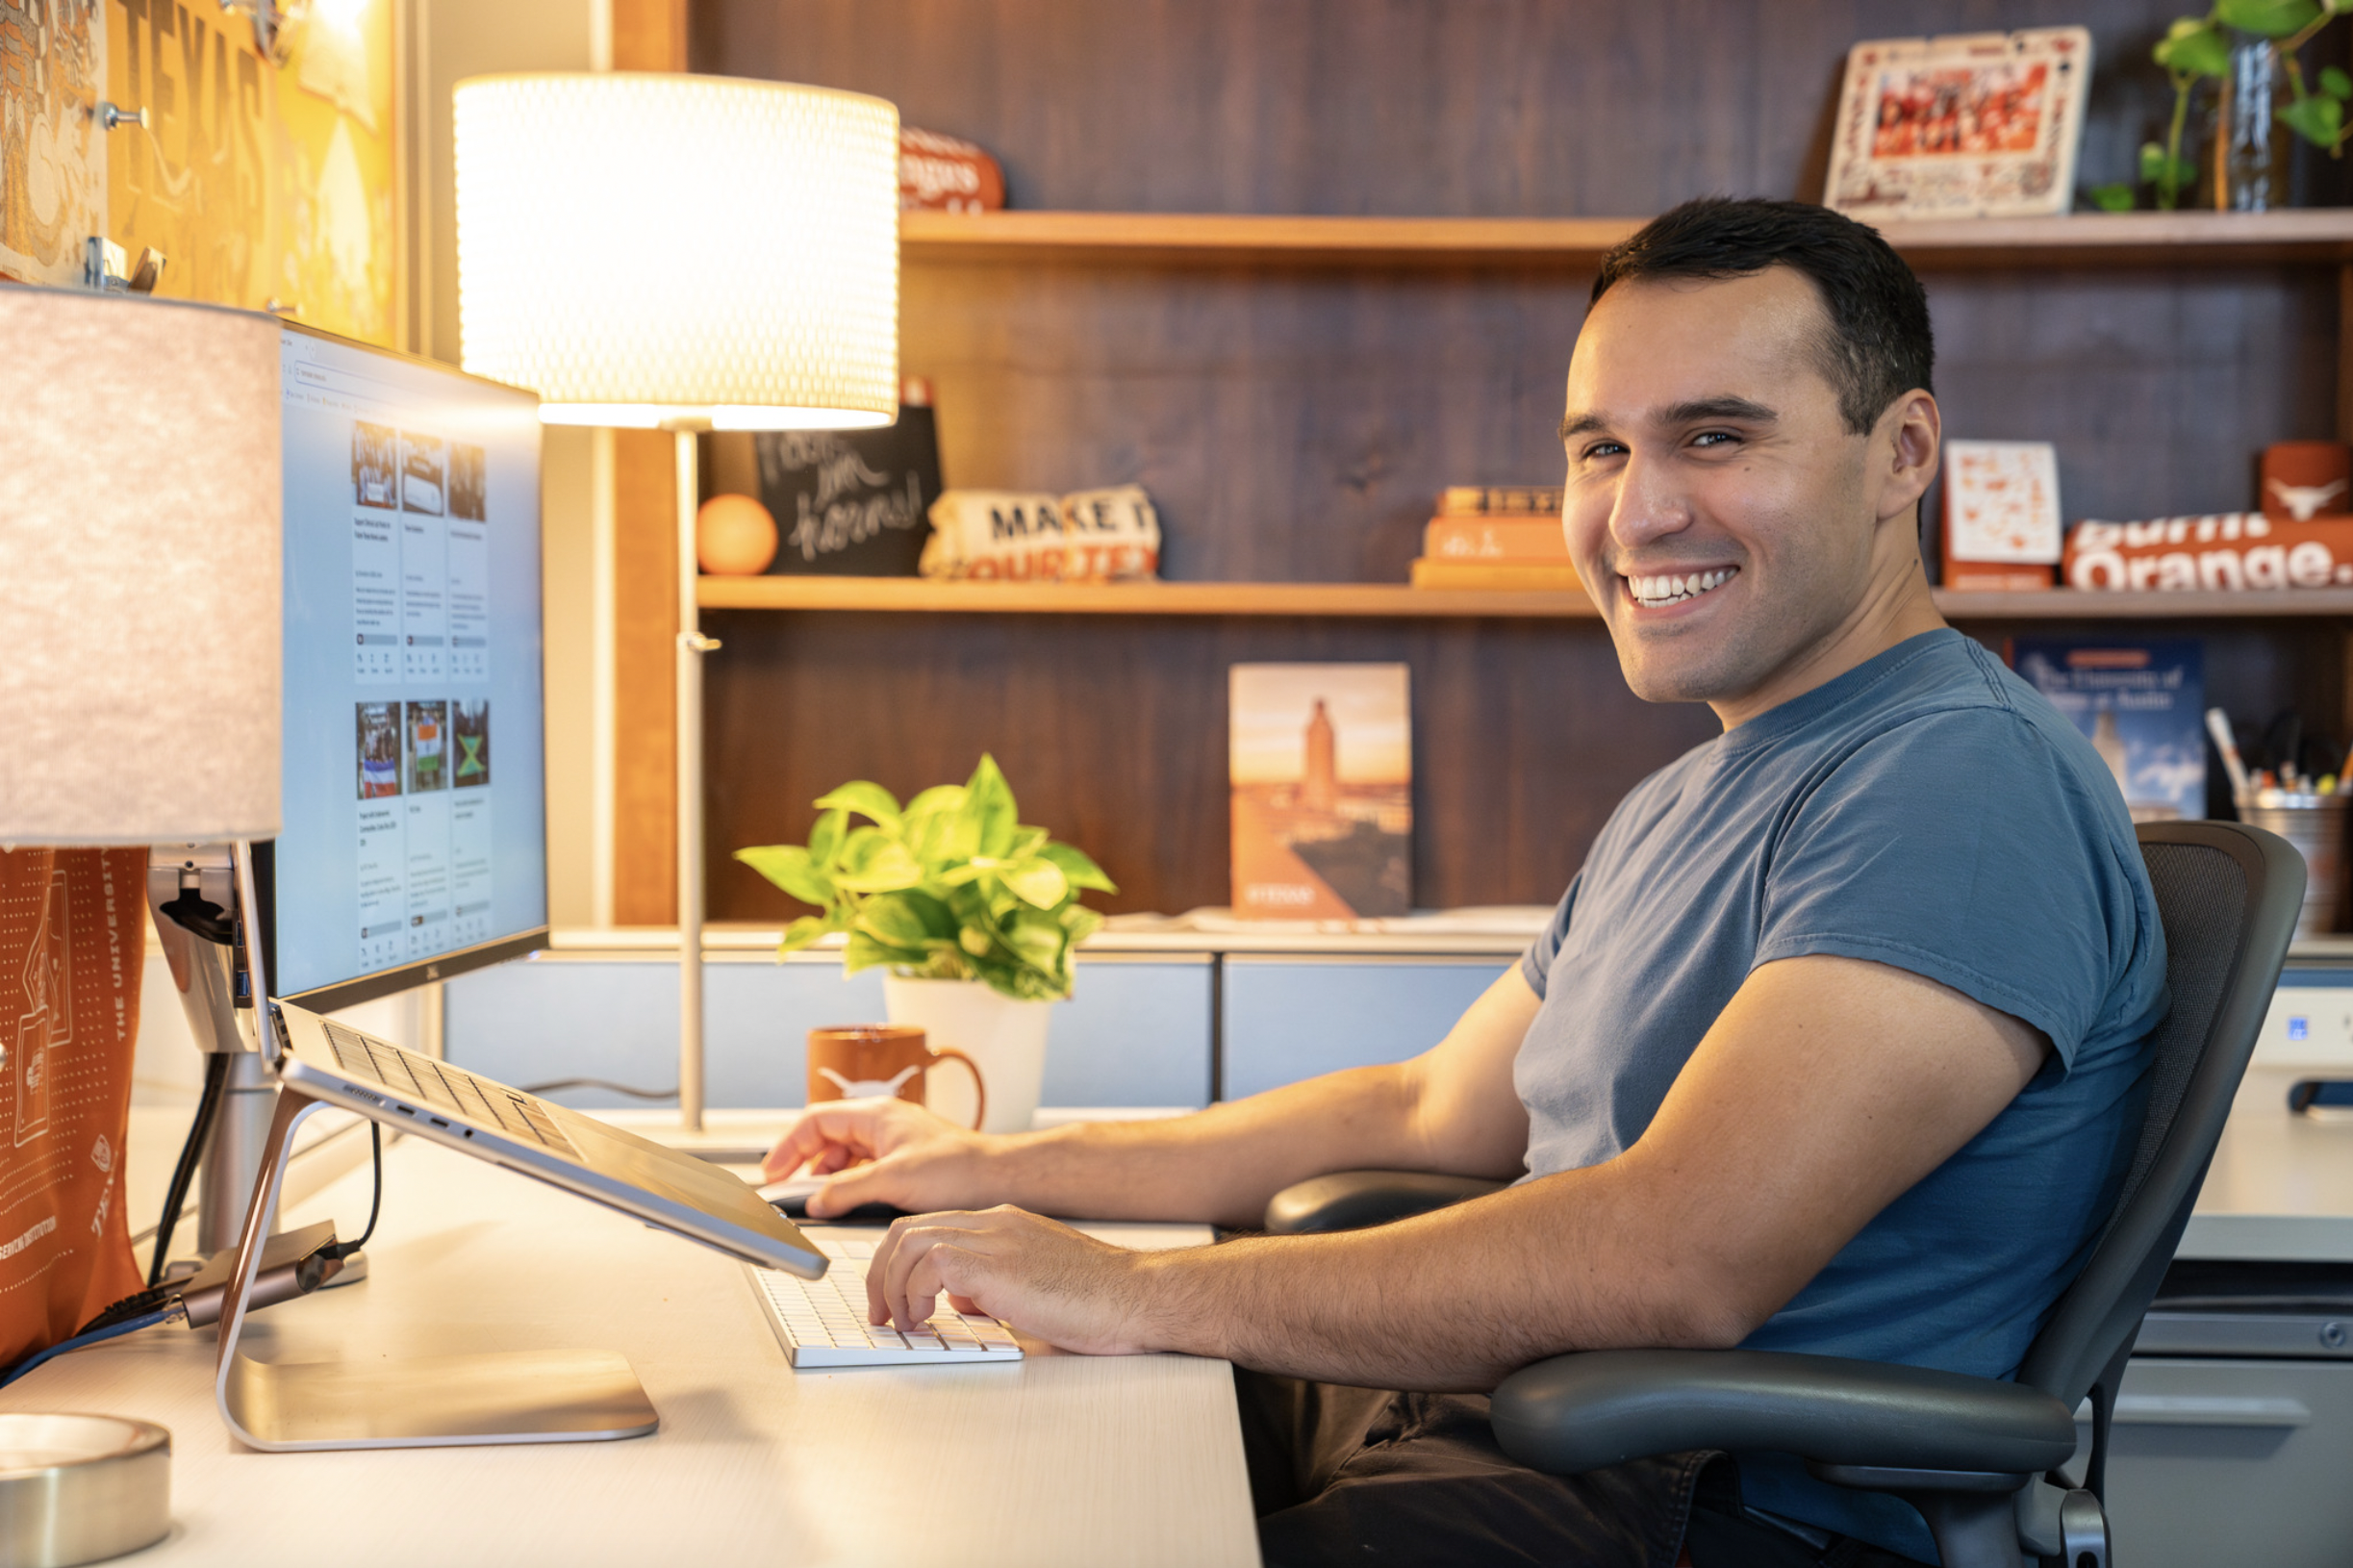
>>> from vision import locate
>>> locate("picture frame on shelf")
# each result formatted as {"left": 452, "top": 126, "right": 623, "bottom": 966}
{"left": 1826, "top": 28, "right": 2092, "bottom": 221}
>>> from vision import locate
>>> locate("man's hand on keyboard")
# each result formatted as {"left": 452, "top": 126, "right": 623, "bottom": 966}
{"left": 867, "top": 1205, "right": 1166, "bottom": 1357}
{"left": 761, "top": 1099, "right": 995, "bottom": 1219}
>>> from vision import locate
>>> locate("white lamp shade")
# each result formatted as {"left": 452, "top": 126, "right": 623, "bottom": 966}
{"left": 454, "top": 72, "right": 901, "bottom": 430}
{"left": 0, "top": 289, "right": 283, "bottom": 846}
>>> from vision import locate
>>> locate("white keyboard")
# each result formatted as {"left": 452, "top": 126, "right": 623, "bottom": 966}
{"left": 747, "top": 1234, "right": 1024, "bottom": 1370}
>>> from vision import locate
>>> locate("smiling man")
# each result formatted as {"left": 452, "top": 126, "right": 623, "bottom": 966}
{"left": 759, "top": 198, "right": 2166, "bottom": 1568}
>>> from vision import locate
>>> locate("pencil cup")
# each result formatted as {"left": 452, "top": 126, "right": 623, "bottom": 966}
{"left": 2239, "top": 789, "right": 2348, "bottom": 937}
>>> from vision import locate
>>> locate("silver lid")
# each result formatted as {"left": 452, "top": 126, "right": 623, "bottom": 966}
{"left": 0, "top": 1413, "right": 169, "bottom": 1567}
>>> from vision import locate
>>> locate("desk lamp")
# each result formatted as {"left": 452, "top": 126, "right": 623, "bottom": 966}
{"left": 0, "top": 285, "right": 279, "bottom": 1565}
{"left": 453, "top": 73, "right": 900, "bottom": 1135}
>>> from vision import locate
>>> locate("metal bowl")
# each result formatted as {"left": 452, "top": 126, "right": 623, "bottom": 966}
{"left": 0, "top": 1414, "right": 168, "bottom": 1567}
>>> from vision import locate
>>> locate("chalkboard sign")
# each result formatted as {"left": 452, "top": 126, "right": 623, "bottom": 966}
{"left": 753, "top": 408, "right": 942, "bottom": 577}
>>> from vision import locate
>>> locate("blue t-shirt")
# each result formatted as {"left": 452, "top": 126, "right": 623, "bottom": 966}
{"left": 1517, "top": 628, "right": 2166, "bottom": 1561}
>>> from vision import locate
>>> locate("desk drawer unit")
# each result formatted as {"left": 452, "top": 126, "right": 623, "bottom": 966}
{"left": 1220, "top": 955, "right": 1512, "bottom": 1100}
{"left": 2086, "top": 1356, "right": 2353, "bottom": 1568}
{"left": 443, "top": 952, "right": 1212, "bottom": 1113}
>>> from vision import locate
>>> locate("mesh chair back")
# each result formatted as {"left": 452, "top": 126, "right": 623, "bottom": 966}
{"left": 2016, "top": 822, "right": 2304, "bottom": 1406}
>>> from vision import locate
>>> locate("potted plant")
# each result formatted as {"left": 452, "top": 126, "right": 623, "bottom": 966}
{"left": 2094, "top": 0, "right": 2353, "bottom": 213}
{"left": 734, "top": 754, "right": 1116, "bottom": 1133}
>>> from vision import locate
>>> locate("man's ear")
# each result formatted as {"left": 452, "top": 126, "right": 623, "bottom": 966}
{"left": 1874, "top": 390, "right": 1941, "bottom": 527}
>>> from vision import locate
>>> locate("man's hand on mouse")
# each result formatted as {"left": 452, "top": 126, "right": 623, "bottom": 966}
{"left": 865, "top": 1204, "right": 1170, "bottom": 1356}
{"left": 760, "top": 1098, "right": 998, "bottom": 1219}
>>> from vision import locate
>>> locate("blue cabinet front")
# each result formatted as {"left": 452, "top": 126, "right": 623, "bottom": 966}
{"left": 1221, "top": 958, "right": 1512, "bottom": 1100}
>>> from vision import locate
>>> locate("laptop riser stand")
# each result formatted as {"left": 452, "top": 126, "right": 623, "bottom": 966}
{"left": 213, "top": 1082, "right": 660, "bottom": 1452}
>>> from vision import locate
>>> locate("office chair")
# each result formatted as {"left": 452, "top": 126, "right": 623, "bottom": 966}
{"left": 1263, "top": 821, "right": 2305, "bottom": 1568}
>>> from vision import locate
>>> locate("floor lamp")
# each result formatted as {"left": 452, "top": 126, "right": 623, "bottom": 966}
{"left": 453, "top": 72, "right": 902, "bottom": 1133}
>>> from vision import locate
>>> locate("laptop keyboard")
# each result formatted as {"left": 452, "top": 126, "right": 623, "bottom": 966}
{"left": 749, "top": 1235, "right": 1023, "bottom": 1369}
{"left": 319, "top": 1020, "right": 581, "bottom": 1162}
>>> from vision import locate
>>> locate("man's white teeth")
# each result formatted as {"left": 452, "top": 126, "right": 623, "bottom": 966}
{"left": 1628, "top": 568, "right": 1736, "bottom": 607}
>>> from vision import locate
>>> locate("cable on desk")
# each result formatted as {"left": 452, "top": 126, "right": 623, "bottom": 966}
{"left": 148, "top": 1051, "right": 231, "bottom": 1287}
{"left": 320, "top": 1122, "right": 381, "bottom": 1263}
{"left": 520, "top": 1077, "right": 680, "bottom": 1100}
{"left": 0, "top": 1306, "right": 185, "bottom": 1388}
{"left": 76, "top": 1285, "right": 177, "bottom": 1337}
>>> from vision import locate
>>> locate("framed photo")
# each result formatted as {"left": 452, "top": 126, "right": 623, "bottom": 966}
{"left": 1826, "top": 28, "right": 2092, "bottom": 220}
{"left": 1229, "top": 664, "right": 1412, "bottom": 921}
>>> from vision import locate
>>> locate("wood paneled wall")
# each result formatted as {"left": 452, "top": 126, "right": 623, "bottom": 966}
{"left": 680, "top": 0, "right": 2353, "bottom": 920}
{"left": 706, "top": 612, "right": 1723, "bottom": 919}
{"left": 606, "top": 0, "right": 691, "bottom": 922}
{"left": 612, "top": 429, "right": 680, "bottom": 923}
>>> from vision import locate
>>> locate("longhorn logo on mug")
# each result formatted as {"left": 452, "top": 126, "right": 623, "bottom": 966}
{"left": 805, "top": 1024, "right": 986, "bottom": 1130}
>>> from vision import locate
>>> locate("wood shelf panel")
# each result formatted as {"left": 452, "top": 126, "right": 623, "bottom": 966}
{"left": 699, "top": 576, "right": 1601, "bottom": 618}
{"left": 899, "top": 209, "right": 2353, "bottom": 268}
{"left": 699, "top": 576, "right": 2353, "bottom": 620}
{"left": 1937, "top": 588, "right": 2353, "bottom": 618}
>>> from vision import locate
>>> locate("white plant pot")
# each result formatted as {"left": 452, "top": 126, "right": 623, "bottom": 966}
{"left": 882, "top": 974, "right": 1055, "bottom": 1135}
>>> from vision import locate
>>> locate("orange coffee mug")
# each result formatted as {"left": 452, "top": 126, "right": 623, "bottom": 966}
{"left": 805, "top": 1024, "right": 986, "bottom": 1130}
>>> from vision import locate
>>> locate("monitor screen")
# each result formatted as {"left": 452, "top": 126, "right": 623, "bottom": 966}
{"left": 265, "top": 322, "right": 547, "bottom": 1010}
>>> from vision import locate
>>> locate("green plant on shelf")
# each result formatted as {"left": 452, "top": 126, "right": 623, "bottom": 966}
{"left": 735, "top": 753, "right": 1116, "bottom": 1002}
{"left": 2092, "top": 0, "right": 2353, "bottom": 212}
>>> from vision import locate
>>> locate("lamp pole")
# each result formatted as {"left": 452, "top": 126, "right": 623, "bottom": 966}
{"left": 673, "top": 422, "right": 716, "bottom": 1134}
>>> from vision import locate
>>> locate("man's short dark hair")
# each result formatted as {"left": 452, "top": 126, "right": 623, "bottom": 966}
{"left": 1591, "top": 197, "right": 1934, "bottom": 437}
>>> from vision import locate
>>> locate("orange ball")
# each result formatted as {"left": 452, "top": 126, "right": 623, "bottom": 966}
{"left": 696, "top": 493, "right": 779, "bottom": 576}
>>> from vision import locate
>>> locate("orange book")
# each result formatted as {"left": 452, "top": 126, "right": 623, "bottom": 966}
{"left": 1941, "top": 441, "right": 2061, "bottom": 589}
{"left": 1409, "top": 559, "right": 1582, "bottom": 591}
{"left": 1438, "top": 486, "right": 1564, "bottom": 516}
{"left": 1422, "top": 516, "right": 1570, "bottom": 561}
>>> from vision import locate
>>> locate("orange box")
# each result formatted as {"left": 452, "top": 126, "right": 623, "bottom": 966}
{"left": 1944, "top": 565, "right": 2055, "bottom": 592}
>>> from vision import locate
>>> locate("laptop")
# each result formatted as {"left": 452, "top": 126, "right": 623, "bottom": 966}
{"left": 270, "top": 999, "right": 827, "bottom": 1278}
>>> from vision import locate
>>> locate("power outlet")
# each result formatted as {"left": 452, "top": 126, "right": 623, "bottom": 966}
{"left": 2253, "top": 974, "right": 2353, "bottom": 1071}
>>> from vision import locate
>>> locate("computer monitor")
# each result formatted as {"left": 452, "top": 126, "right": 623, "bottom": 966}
{"left": 258, "top": 322, "right": 548, "bottom": 1012}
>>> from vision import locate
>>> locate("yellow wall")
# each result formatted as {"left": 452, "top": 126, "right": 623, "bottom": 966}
{"left": 106, "top": 0, "right": 397, "bottom": 344}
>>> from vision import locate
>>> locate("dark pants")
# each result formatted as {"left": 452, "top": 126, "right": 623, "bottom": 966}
{"left": 1236, "top": 1369, "right": 1935, "bottom": 1568}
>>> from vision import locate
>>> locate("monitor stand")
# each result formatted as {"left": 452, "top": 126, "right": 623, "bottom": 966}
{"left": 214, "top": 1082, "right": 659, "bottom": 1451}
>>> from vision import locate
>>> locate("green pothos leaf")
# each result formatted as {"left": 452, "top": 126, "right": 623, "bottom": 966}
{"left": 734, "top": 845, "right": 833, "bottom": 907}
{"left": 812, "top": 780, "right": 903, "bottom": 827}
{"left": 806, "top": 807, "right": 849, "bottom": 871}
{"left": 2280, "top": 89, "right": 2345, "bottom": 149}
{"left": 776, "top": 915, "right": 831, "bottom": 953}
{"left": 2155, "top": 19, "right": 2231, "bottom": 77}
{"left": 2215, "top": 0, "right": 2323, "bottom": 39}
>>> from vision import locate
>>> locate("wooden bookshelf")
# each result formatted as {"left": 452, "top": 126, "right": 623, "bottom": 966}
{"left": 899, "top": 208, "right": 2353, "bottom": 270}
{"left": 698, "top": 576, "right": 1601, "bottom": 617}
{"left": 700, "top": 575, "right": 2353, "bottom": 621}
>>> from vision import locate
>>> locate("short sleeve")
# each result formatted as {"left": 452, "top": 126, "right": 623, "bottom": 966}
{"left": 1754, "top": 710, "right": 2154, "bottom": 1069}
{"left": 1520, "top": 873, "right": 1581, "bottom": 1000}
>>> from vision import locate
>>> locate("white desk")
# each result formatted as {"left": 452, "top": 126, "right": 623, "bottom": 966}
{"left": 2189, "top": 1064, "right": 2353, "bottom": 1259}
{"left": 6, "top": 1130, "right": 1259, "bottom": 1567}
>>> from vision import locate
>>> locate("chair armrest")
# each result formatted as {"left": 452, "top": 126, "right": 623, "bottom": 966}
{"left": 1262, "top": 1171, "right": 1506, "bottom": 1234}
{"left": 1490, "top": 1349, "right": 2078, "bottom": 1478}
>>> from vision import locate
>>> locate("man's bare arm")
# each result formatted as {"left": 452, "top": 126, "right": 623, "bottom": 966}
{"left": 864, "top": 954, "right": 2049, "bottom": 1387}
{"left": 764, "top": 967, "right": 1540, "bottom": 1229}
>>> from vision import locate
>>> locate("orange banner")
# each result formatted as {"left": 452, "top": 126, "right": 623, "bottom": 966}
{"left": 0, "top": 850, "right": 146, "bottom": 1368}
{"left": 2062, "top": 514, "right": 2353, "bottom": 593}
